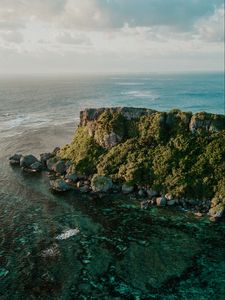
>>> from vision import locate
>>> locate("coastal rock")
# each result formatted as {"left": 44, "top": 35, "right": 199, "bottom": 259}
{"left": 167, "top": 199, "right": 176, "bottom": 206}
{"left": 91, "top": 175, "right": 113, "bottom": 192}
{"left": 122, "top": 183, "right": 134, "bottom": 194}
{"left": 46, "top": 157, "right": 58, "bottom": 171}
{"left": 208, "top": 203, "right": 225, "bottom": 218}
{"left": 20, "top": 155, "right": 39, "bottom": 168}
{"left": 40, "top": 153, "right": 54, "bottom": 166}
{"left": 65, "top": 165, "right": 78, "bottom": 182}
{"left": 156, "top": 196, "right": 167, "bottom": 207}
{"left": 9, "top": 154, "right": 22, "bottom": 165}
{"left": 50, "top": 179, "right": 71, "bottom": 192}
{"left": 52, "top": 160, "right": 67, "bottom": 175}
{"left": 65, "top": 172, "right": 77, "bottom": 182}
{"left": 146, "top": 189, "right": 158, "bottom": 198}
{"left": 79, "top": 185, "right": 90, "bottom": 193}
{"left": 30, "top": 161, "right": 42, "bottom": 172}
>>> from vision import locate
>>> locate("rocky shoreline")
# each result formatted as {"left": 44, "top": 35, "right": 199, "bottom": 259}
{"left": 9, "top": 107, "right": 225, "bottom": 222}
{"left": 9, "top": 149, "right": 222, "bottom": 222}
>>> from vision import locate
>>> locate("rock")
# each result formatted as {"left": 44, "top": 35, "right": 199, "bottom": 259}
{"left": 194, "top": 212, "right": 203, "bottom": 217}
{"left": 40, "top": 153, "right": 54, "bottom": 166}
{"left": 20, "top": 154, "right": 39, "bottom": 168}
{"left": 122, "top": 183, "right": 134, "bottom": 194}
{"left": 77, "top": 181, "right": 83, "bottom": 188}
{"left": 156, "top": 196, "right": 167, "bottom": 207}
{"left": 50, "top": 179, "right": 71, "bottom": 192}
{"left": 52, "top": 160, "right": 67, "bottom": 175}
{"left": 138, "top": 189, "right": 146, "bottom": 197}
{"left": 9, "top": 154, "right": 22, "bottom": 165}
{"left": 103, "top": 132, "right": 122, "bottom": 149}
{"left": 165, "top": 193, "right": 173, "bottom": 200}
{"left": 208, "top": 203, "right": 225, "bottom": 218}
{"left": 46, "top": 157, "right": 58, "bottom": 171}
{"left": 167, "top": 199, "right": 176, "bottom": 206}
{"left": 79, "top": 185, "right": 90, "bottom": 193}
{"left": 65, "top": 172, "right": 77, "bottom": 182}
{"left": 30, "top": 161, "right": 42, "bottom": 172}
{"left": 189, "top": 113, "right": 211, "bottom": 133}
{"left": 52, "top": 147, "right": 60, "bottom": 155}
{"left": 91, "top": 175, "right": 113, "bottom": 193}
{"left": 210, "top": 197, "right": 220, "bottom": 208}
{"left": 146, "top": 189, "right": 158, "bottom": 197}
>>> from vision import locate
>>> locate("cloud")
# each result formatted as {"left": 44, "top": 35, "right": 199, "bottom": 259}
{"left": 0, "top": 30, "right": 24, "bottom": 43}
{"left": 56, "top": 32, "right": 92, "bottom": 45}
{"left": 0, "top": 0, "right": 223, "bottom": 31}
{"left": 195, "top": 5, "right": 224, "bottom": 42}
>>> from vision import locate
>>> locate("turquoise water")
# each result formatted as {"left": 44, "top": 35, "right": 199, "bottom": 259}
{"left": 0, "top": 73, "right": 225, "bottom": 299}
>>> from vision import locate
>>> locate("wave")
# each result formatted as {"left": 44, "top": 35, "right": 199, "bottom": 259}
{"left": 121, "top": 90, "right": 160, "bottom": 100}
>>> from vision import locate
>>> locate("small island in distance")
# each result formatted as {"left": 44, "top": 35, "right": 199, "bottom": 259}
{"left": 9, "top": 106, "right": 225, "bottom": 221}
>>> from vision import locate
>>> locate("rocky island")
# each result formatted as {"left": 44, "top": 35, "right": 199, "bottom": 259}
{"left": 9, "top": 107, "right": 225, "bottom": 220}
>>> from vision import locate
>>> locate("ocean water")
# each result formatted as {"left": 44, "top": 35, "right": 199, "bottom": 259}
{"left": 0, "top": 73, "right": 225, "bottom": 299}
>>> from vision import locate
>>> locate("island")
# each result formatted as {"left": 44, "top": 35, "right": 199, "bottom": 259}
{"left": 9, "top": 107, "right": 225, "bottom": 220}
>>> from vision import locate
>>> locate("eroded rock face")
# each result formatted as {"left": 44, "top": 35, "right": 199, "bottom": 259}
{"left": 189, "top": 113, "right": 225, "bottom": 133}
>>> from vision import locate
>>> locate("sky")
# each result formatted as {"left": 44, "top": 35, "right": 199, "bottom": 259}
{"left": 0, "top": 0, "right": 224, "bottom": 74}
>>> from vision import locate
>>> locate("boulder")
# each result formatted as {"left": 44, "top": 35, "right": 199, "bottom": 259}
{"left": 79, "top": 185, "right": 90, "bottom": 193}
{"left": 52, "top": 160, "right": 67, "bottom": 175}
{"left": 20, "top": 155, "right": 38, "bottom": 168}
{"left": 40, "top": 153, "right": 54, "bottom": 166}
{"left": 146, "top": 189, "right": 158, "bottom": 198}
{"left": 122, "top": 183, "right": 134, "bottom": 194}
{"left": 65, "top": 172, "right": 77, "bottom": 182}
{"left": 156, "top": 196, "right": 167, "bottom": 207}
{"left": 208, "top": 203, "right": 224, "bottom": 218}
{"left": 50, "top": 179, "right": 71, "bottom": 192}
{"left": 46, "top": 157, "right": 58, "bottom": 171}
{"left": 167, "top": 199, "right": 176, "bottom": 206}
{"left": 30, "top": 161, "right": 42, "bottom": 172}
{"left": 9, "top": 154, "right": 22, "bottom": 165}
{"left": 91, "top": 175, "right": 113, "bottom": 193}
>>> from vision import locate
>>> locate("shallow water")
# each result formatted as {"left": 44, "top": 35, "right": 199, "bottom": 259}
{"left": 0, "top": 73, "right": 225, "bottom": 299}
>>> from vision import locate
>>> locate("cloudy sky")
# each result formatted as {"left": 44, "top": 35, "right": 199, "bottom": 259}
{"left": 0, "top": 0, "right": 224, "bottom": 74}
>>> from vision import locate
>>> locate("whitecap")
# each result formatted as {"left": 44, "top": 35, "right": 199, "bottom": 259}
{"left": 121, "top": 90, "right": 160, "bottom": 99}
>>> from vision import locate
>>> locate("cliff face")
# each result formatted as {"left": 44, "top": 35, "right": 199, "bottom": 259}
{"left": 60, "top": 107, "right": 225, "bottom": 202}
{"left": 79, "top": 107, "right": 225, "bottom": 149}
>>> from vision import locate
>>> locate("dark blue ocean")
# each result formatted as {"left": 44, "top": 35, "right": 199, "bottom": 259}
{"left": 0, "top": 73, "right": 225, "bottom": 299}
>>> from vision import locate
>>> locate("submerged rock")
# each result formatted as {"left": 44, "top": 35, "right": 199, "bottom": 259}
{"left": 91, "top": 175, "right": 113, "bottom": 192}
{"left": 50, "top": 179, "right": 71, "bottom": 192}
{"left": 20, "top": 154, "right": 38, "bottom": 168}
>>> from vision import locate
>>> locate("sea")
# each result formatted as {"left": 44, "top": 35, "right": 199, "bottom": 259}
{"left": 0, "top": 72, "right": 225, "bottom": 299}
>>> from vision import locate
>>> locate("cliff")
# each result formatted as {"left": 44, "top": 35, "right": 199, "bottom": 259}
{"left": 60, "top": 107, "right": 225, "bottom": 203}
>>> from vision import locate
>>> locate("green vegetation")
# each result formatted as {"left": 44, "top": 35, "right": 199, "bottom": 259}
{"left": 60, "top": 108, "right": 225, "bottom": 202}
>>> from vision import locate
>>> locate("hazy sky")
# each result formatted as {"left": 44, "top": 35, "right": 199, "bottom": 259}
{"left": 0, "top": 0, "right": 224, "bottom": 74}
